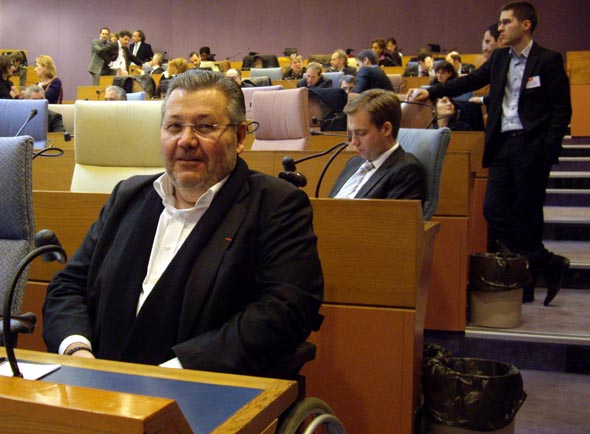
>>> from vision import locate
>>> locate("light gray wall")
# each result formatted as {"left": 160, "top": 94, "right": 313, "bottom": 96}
{"left": 1, "top": 0, "right": 588, "bottom": 100}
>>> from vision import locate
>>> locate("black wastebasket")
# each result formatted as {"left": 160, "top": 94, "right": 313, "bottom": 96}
{"left": 421, "top": 357, "right": 526, "bottom": 433}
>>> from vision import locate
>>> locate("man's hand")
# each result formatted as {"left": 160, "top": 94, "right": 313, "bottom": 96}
{"left": 406, "top": 88, "right": 430, "bottom": 102}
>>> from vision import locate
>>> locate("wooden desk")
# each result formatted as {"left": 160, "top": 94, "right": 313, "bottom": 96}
{"left": 0, "top": 348, "right": 296, "bottom": 434}
{"left": 77, "top": 86, "right": 106, "bottom": 101}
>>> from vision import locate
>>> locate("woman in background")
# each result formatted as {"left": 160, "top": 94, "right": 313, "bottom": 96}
{"left": 35, "top": 55, "right": 63, "bottom": 103}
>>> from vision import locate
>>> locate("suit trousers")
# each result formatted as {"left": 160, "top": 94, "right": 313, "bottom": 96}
{"left": 483, "top": 131, "right": 553, "bottom": 273}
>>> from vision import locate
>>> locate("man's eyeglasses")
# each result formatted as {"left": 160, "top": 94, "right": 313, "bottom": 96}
{"left": 161, "top": 122, "right": 238, "bottom": 138}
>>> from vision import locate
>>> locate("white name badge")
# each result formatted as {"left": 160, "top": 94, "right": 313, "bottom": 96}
{"left": 526, "top": 75, "right": 541, "bottom": 89}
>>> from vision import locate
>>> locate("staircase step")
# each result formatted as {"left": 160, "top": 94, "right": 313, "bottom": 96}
{"left": 561, "top": 145, "right": 590, "bottom": 157}
{"left": 554, "top": 158, "right": 590, "bottom": 171}
{"left": 544, "top": 206, "right": 590, "bottom": 224}
{"left": 546, "top": 189, "right": 590, "bottom": 207}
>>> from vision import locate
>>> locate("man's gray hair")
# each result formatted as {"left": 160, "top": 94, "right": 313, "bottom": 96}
{"left": 162, "top": 70, "right": 246, "bottom": 125}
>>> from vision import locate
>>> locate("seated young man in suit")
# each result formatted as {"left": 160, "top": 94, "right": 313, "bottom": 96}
{"left": 329, "top": 89, "right": 426, "bottom": 200}
{"left": 42, "top": 70, "right": 324, "bottom": 377}
{"left": 354, "top": 49, "right": 394, "bottom": 93}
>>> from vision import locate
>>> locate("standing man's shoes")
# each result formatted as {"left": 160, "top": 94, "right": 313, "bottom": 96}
{"left": 543, "top": 255, "right": 570, "bottom": 306}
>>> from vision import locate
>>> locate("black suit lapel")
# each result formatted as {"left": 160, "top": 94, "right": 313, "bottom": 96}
{"left": 520, "top": 42, "right": 539, "bottom": 94}
{"left": 356, "top": 147, "right": 403, "bottom": 198}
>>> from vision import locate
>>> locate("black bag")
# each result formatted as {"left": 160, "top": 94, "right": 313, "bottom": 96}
{"left": 468, "top": 252, "right": 531, "bottom": 292}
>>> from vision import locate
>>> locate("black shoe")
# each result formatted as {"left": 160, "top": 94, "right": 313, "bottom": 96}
{"left": 522, "top": 276, "right": 536, "bottom": 303}
{"left": 543, "top": 255, "right": 570, "bottom": 306}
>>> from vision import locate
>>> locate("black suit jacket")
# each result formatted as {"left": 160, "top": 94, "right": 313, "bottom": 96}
{"left": 329, "top": 147, "right": 426, "bottom": 200}
{"left": 354, "top": 65, "right": 394, "bottom": 93}
{"left": 48, "top": 110, "right": 65, "bottom": 133}
{"left": 297, "top": 76, "right": 333, "bottom": 89}
{"left": 43, "top": 158, "right": 323, "bottom": 377}
{"left": 98, "top": 42, "right": 143, "bottom": 74}
{"left": 129, "top": 42, "right": 154, "bottom": 63}
{"left": 428, "top": 42, "right": 571, "bottom": 166}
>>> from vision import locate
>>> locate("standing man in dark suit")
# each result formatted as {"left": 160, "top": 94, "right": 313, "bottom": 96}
{"left": 330, "top": 89, "right": 426, "bottom": 200}
{"left": 42, "top": 71, "right": 323, "bottom": 377}
{"left": 353, "top": 49, "right": 394, "bottom": 94}
{"left": 98, "top": 30, "right": 143, "bottom": 76}
{"left": 410, "top": 1, "right": 572, "bottom": 305}
{"left": 88, "top": 27, "right": 110, "bottom": 85}
{"left": 129, "top": 29, "right": 154, "bottom": 65}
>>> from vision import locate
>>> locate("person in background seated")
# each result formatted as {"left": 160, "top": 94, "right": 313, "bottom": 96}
{"left": 329, "top": 89, "right": 426, "bottom": 200}
{"left": 429, "top": 60, "right": 458, "bottom": 85}
{"left": 435, "top": 97, "right": 471, "bottom": 131}
{"left": 328, "top": 49, "right": 357, "bottom": 76}
{"left": 297, "top": 62, "right": 332, "bottom": 89}
{"left": 354, "top": 49, "right": 394, "bottom": 93}
{"left": 157, "top": 57, "right": 189, "bottom": 98}
{"left": 42, "top": 70, "right": 324, "bottom": 378}
{"left": 282, "top": 53, "right": 306, "bottom": 80}
{"left": 0, "top": 56, "right": 20, "bottom": 99}
{"left": 23, "top": 85, "right": 65, "bottom": 132}
{"left": 129, "top": 29, "right": 154, "bottom": 65}
{"left": 446, "top": 51, "right": 476, "bottom": 75}
{"left": 482, "top": 23, "right": 501, "bottom": 61}
{"left": 385, "top": 37, "right": 403, "bottom": 66}
{"left": 148, "top": 53, "right": 165, "bottom": 75}
{"left": 225, "top": 68, "right": 255, "bottom": 87}
{"left": 11, "top": 51, "right": 27, "bottom": 88}
{"left": 371, "top": 38, "right": 396, "bottom": 67}
{"left": 104, "top": 85, "right": 127, "bottom": 101}
{"left": 403, "top": 51, "right": 434, "bottom": 77}
{"left": 199, "top": 46, "right": 215, "bottom": 61}
{"left": 35, "top": 55, "right": 63, "bottom": 104}
{"left": 339, "top": 75, "right": 356, "bottom": 94}
{"left": 189, "top": 52, "right": 201, "bottom": 68}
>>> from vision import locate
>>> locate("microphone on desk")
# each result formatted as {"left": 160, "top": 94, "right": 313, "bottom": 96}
{"left": 14, "top": 109, "right": 38, "bottom": 137}
{"left": 279, "top": 141, "right": 349, "bottom": 197}
{"left": 1, "top": 230, "right": 67, "bottom": 377}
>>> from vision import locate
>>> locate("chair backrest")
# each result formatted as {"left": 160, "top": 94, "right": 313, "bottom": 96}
{"left": 49, "top": 103, "right": 74, "bottom": 133}
{"left": 245, "top": 76, "right": 272, "bottom": 87}
{"left": 0, "top": 136, "right": 35, "bottom": 316}
{"left": 321, "top": 71, "right": 344, "bottom": 88}
{"left": 71, "top": 100, "right": 164, "bottom": 193}
{"left": 249, "top": 67, "right": 283, "bottom": 81}
{"left": 388, "top": 74, "right": 402, "bottom": 93}
{"left": 251, "top": 87, "right": 311, "bottom": 151}
{"left": 401, "top": 101, "right": 437, "bottom": 129}
{"left": 242, "top": 54, "right": 280, "bottom": 69}
{"left": 0, "top": 99, "right": 48, "bottom": 149}
{"left": 241, "top": 85, "right": 283, "bottom": 119}
{"left": 397, "top": 127, "right": 450, "bottom": 220}
{"left": 127, "top": 91, "right": 147, "bottom": 101}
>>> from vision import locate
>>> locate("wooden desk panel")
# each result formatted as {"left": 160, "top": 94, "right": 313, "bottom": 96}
{"left": 2, "top": 349, "right": 297, "bottom": 434}
{"left": 77, "top": 86, "right": 106, "bottom": 101}
{"left": 33, "top": 149, "right": 75, "bottom": 191}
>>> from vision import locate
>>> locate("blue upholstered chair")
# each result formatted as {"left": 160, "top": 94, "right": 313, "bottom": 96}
{"left": 0, "top": 99, "right": 48, "bottom": 148}
{"left": 0, "top": 136, "right": 35, "bottom": 345}
{"left": 398, "top": 127, "right": 450, "bottom": 220}
{"left": 320, "top": 71, "right": 344, "bottom": 89}
{"left": 126, "top": 91, "right": 147, "bottom": 101}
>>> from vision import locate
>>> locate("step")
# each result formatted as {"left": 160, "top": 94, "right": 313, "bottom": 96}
{"left": 545, "top": 189, "right": 590, "bottom": 207}
{"left": 560, "top": 145, "right": 590, "bottom": 157}
{"left": 543, "top": 240, "right": 590, "bottom": 269}
{"left": 554, "top": 158, "right": 590, "bottom": 171}
{"left": 544, "top": 206, "right": 590, "bottom": 224}
{"left": 548, "top": 172, "right": 590, "bottom": 190}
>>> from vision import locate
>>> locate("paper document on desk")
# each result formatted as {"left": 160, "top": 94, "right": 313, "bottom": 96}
{"left": 0, "top": 361, "right": 61, "bottom": 380}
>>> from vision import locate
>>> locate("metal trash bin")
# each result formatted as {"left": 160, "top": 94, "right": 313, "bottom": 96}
{"left": 468, "top": 253, "right": 531, "bottom": 328}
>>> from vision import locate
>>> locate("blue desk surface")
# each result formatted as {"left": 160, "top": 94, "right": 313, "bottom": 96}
{"left": 42, "top": 365, "right": 263, "bottom": 434}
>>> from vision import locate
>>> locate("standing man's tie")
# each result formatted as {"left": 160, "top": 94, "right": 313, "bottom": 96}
{"left": 335, "top": 160, "right": 375, "bottom": 198}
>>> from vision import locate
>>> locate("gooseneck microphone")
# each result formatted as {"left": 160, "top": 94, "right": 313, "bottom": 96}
{"left": 279, "top": 141, "right": 349, "bottom": 197}
{"left": 14, "top": 109, "right": 38, "bottom": 137}
{"left": 1, "top": 230, "right": 67, "bottom": 377}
